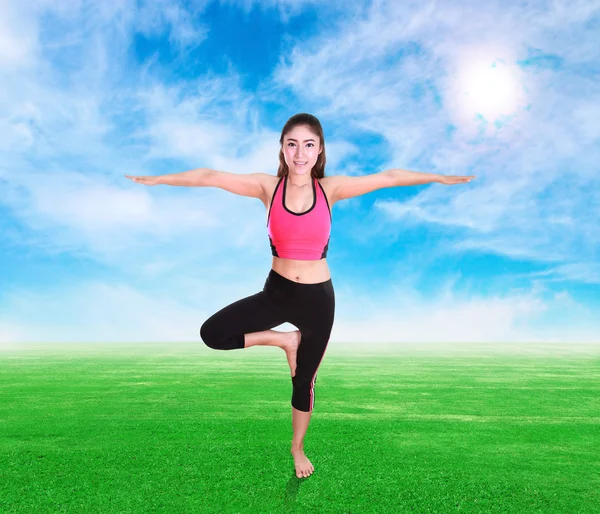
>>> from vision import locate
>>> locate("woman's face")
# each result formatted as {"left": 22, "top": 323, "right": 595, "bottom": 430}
{"left": 282, "top": 125, "right": 322, "bottom": 176}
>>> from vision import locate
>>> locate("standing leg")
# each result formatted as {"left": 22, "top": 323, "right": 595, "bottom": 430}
{"left": 288, "top": 281, "right": 335, "bottom": 478}
{"left": 291, "top": 406, "right": 314, "bottom": 478}
{"left": 289, "top": 325, "right": 331, "bottom": 478}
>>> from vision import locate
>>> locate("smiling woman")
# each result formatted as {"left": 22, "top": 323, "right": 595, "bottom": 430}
{"left": 125, "top": 112, "right": 475, "bottom": 479}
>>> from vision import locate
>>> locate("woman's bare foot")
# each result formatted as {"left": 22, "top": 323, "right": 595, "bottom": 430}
{"left": 291, "top": 447, "right": 314, "bottom": 478}
{"left": 282, "top": 330, "right": 301, "bottom": 377}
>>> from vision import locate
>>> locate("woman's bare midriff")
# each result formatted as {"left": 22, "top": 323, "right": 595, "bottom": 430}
{"left": 271, "top": 256, "right": 331, "bottom": 284}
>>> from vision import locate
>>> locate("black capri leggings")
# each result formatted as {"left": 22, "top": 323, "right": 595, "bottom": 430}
{"left": 200, "top": 269, "right": 335, "bottom": 413}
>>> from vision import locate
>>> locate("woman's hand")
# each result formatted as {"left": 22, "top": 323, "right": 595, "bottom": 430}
{"left": 437, "top": 175, "right": 476, "bottom": 185}
{"left": 125, "top": 174, "right": 161, "bottom": 186}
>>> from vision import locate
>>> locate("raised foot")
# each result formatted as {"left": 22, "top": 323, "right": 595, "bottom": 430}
{"left": 291, "top": 447, "right": 314, "bottom": 478}
{"left": 282, "top": 330, "right": 301, "bottom": 378}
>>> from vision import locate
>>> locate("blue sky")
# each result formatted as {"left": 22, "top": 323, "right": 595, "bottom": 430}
{"left": 1, "top": 0, "right": 599, "bottom": 347}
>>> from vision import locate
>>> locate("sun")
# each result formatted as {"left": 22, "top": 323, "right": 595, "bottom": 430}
{"left": 445, "top": 47, "right": 528, "bottom": 135}
{"left": 459, "top": 59, "right": 520, "bottom": 121}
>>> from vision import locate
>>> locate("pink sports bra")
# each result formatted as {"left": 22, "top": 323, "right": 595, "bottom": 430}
{"left": 267, "top": 174, "right": 332, "bottom": 260}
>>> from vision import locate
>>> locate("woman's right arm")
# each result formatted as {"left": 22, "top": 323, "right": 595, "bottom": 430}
{"left": 125, "top": 168, "right": 267, "bottom": 200}
{"left": 125, "top": 167, "right": 212, "bottom": 187}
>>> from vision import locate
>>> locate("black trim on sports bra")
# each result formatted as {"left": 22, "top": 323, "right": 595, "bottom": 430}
{"left": 283, "top": 175, "right": 316, "bottom": 216}
{"left": 268, "top": 235, "right": 279, "bottom": 257}
{"left": 316, "top": 180, "right": 332, "bottom": 222}
{"left": 320, "top": 236, "right": 329, "bottom": 259}
{"left": 266, "top": 175, "right": 284, "bottom": 227}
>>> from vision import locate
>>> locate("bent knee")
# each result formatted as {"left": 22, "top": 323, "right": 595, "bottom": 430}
{"left": 200, "top": 322, "right": 218, "bottom": 349}
{"left": 200, "top": 321, "right": 242, "bottom": 350}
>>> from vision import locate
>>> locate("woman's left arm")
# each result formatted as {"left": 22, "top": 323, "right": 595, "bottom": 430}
{"left": 386, "top": 169, "right": 476, "bottom": 186}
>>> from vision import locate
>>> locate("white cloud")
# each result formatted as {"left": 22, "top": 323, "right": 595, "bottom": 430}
{"left": 0, "top": 0, "right": 40, "bottom": 69}
{"left": 0, "top": 282, "right": 206, "bottom": 344}
{"left": 2, "top": 277, "right": 598, "bottom": 346}
{"left": 1, "top": 167, "right": 225, "bottom": 258}
{"left": 0, "top": 272, "right": 272, "bottom": 344}
{"left": 0, "top": 322, "right": 26, "bottom": 351}
{"left": 135, "top": 0, "right": 210, "bottom": 49}
{"left": 528, "top": 263, "right": 600, "bottom": 286}
{"left": 330, "top": 280, "right": 600, "bottom": 346}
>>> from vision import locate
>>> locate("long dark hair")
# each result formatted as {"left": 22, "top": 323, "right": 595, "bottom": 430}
{"left": 277, "top": 113, "right": 327, "bottom": 178}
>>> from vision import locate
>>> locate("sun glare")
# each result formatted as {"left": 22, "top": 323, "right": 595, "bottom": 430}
{"left": 445, "top": 47, "right": 529, "bottom": 137}
{"left": 459, "top": 59, "right": 520, "bottom": 120}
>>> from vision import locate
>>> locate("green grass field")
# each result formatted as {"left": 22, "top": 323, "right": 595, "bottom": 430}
{"left": 1, "top": 342, "right": 599, "bottom": 513}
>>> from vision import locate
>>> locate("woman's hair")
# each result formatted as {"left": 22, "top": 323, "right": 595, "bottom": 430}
{"left": 277, "top": 113, "right": 327, "bottom": 178}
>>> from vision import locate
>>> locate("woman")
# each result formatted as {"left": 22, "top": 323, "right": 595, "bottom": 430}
{"left": 126, "top": 113, "right": 475, "bottom": 479}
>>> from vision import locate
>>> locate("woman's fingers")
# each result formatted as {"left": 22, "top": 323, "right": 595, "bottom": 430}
{"left": 439, "top": 175, "right": 476, "bottom": 185}
{"left": 125, "top": 175, "right": 158, "bottom": 185}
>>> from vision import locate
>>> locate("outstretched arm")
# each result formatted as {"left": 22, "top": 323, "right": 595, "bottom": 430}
{"left": 125, "top": 168, "right": 213, "bottom": 187}
{"left": 125, "top": 168, "right": 269, "bottom": 201}
{"left": 386, "top": 168, "right": 475, "bottom": 186}
{"left": 330, "top": 169, "right": 476, "bottom": 202}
